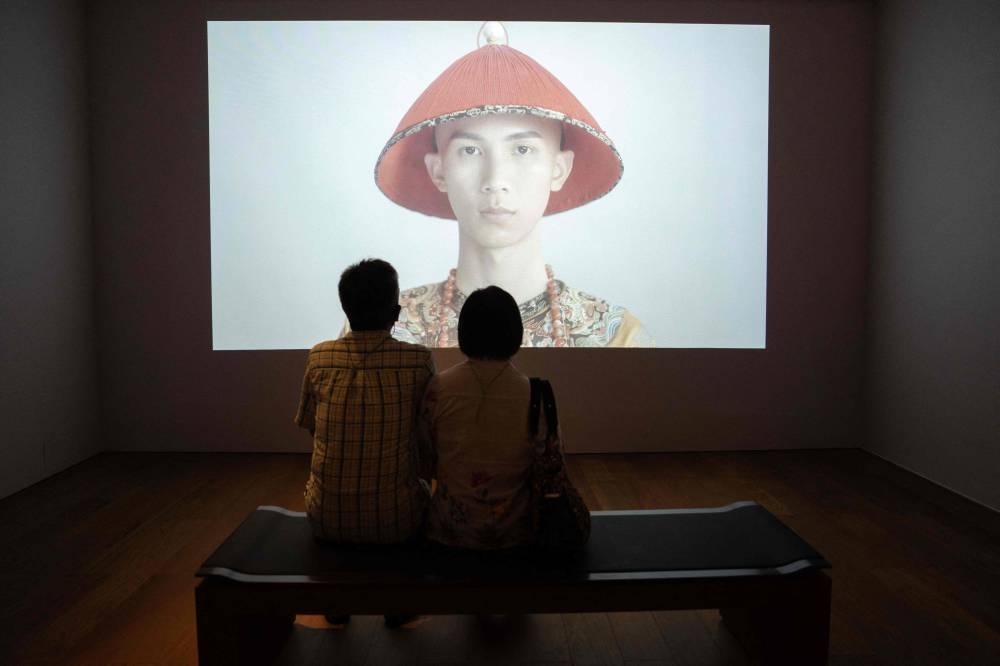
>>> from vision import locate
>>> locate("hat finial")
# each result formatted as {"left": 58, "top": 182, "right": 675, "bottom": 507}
{"left": 478, "top": 21, "right": 508, "bottom": 47}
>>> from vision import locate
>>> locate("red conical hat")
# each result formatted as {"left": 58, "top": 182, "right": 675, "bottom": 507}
{"left": 375, "top": 30, "right": 623, "bottom": 220}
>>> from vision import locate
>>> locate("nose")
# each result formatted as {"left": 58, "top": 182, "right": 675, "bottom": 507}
{"left": 480, "top": 154, "right": 511, "bottom": 194}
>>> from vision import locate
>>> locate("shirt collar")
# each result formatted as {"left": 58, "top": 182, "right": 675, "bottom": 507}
{"left": 344, "top": 329, "right": 392, "bottom": 348}
{"left": 465, "top": 358, "right": 513, "bottom": 367}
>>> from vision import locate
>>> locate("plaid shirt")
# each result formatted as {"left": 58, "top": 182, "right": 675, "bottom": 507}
{"left": 296, "top": 330, "right": 435, "bottom": 543}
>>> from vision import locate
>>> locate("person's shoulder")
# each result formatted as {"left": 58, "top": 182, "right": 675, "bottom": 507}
{"left": 305, "top": 336, "right": 353, "bottom": 362}
{"left": 557, "top": 281, "right": 627, "bottom": 327}
{"left": 559, "top": 281, "right": 616, "bottom": 310}
{"left": 612, "top": 310, "right": 654, "bottom": 347}
{"left": 400, "top": 282, "right": 443, "bottom": 304}
{"left": 384, "top": 335, "right": 432, "bottom": 357}
{"left": 308, "top": 338, "right": 341, "bottom": 355}
{"left": 436, "top": 360, "right": 469, "bottom": 379}
{"left": 555, "top": 282, "right": 654, "bottom": 347}
{"left": 426, "top": 360, "right": 475, "bottom": 391}
{"left": 302, "top": 338, "right": 347, "bottom": 371}
{"left": 396, "top": 282, "right": 445, "bottom": 344}
{"left": 382, "top": 334, "right": 435, "bottom": 372}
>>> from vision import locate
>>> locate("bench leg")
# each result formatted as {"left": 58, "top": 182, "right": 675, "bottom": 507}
{"left": 721, "top": 573, "right": 831, "bottom": 665}
{"left": 196, "top": 585, "right": 294, "bottom": 665}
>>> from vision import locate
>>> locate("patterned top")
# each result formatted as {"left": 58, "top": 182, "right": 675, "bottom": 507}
{"left": 295, "top": 330, "right": 435, "bottom": 543}
{"left": 419, "top": 360, "right": 543, "bottom": 549}
{"left": 394, "top": 278, "right": 653, "bottom": 348}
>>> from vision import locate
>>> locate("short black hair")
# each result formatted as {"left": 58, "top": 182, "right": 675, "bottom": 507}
{"left": 338, "top": 259, "right": 400, "bottom": 331}
{"left": 458, "top": 286, "right": 523, "bottom": 360}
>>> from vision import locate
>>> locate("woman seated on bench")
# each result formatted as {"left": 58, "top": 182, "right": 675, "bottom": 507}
{"left": 420, "top": 286, "right": 577, "bottom": 549}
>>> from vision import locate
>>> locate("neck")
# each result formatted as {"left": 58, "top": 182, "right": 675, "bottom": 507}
{"left": 455, "top": 231, "right": 548, "bottom": 304}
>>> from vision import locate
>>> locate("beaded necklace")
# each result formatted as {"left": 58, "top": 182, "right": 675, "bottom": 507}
{"left": 436, "top": 265, "right": 568, "bottom": 348}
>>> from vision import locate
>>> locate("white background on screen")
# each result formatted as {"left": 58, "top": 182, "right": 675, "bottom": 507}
{"left": 208, "top": 21, "right": 769, "bottom": 349}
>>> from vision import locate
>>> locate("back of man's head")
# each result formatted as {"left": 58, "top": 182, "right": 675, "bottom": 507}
{"left": 339, "top": 259, "right": 400, "bottom": 331}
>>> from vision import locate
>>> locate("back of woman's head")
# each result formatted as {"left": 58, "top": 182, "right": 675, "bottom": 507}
{"left": 458, "top": 286, "right": 523, "bottom": 360}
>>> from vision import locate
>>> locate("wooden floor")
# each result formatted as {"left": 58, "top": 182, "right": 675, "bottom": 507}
{"left": 1, "top": 449, "right": 998, "bottom": 665}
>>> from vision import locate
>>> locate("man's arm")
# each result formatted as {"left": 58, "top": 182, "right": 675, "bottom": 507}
{"left": 294, "top": 359, "right": 316, "bottom": 437}
{"left": 414, "top": 351, "right": 438, "bottom": 481}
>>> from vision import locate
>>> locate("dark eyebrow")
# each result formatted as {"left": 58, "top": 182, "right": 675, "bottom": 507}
{"left": 449, "top": 131, "right": 484, "bottom": 142}
{"left": 446, "top": 130, "right": 544, "bottom": 142}
{"left": 505, "top": 131, "right": 543, "bottom": 141}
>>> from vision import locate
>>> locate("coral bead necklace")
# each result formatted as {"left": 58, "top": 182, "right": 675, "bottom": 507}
{"left": 436, "top": 265, "right": 568, "bottom": 348}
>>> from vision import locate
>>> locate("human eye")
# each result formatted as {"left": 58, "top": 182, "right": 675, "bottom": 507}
{"left": 459, "top": 145, "right": 482, "bottom": 156}
{"left": 515, "top": 145, "right": 534, "bottom": 155}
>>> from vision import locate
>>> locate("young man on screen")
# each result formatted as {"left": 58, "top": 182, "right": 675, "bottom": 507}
{"left": 375, "top": 22, "right": 652, "bottom": 348}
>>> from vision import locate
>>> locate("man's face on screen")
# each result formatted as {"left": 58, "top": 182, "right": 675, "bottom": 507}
{"left": 425, "top": 114, "right": 574, "bottom": 249}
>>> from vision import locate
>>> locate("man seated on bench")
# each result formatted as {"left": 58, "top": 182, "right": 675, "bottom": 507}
{"left": 295, "top": 258, "right": 435, "bottom": 627}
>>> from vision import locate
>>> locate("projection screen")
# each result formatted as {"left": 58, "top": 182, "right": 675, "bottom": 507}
{"left": 208, "top": 21, "right": 769, "bottom": 350}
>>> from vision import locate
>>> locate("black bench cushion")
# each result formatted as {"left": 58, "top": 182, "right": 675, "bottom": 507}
{"left": 198, "top": 501, "right": 828, "bottom": 583}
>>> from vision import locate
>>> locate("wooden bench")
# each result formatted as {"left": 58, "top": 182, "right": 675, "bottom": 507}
{"left": 195, "top": 501, "right": 831, "bottom": 665}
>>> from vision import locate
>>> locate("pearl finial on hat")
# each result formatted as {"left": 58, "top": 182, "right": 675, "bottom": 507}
{"left": 478, "top": 21, "right": 508, "bottom": 47}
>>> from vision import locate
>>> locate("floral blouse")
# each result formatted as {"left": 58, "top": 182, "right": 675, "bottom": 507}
{"left": 419, "top": 360, "right": 543, "bottom": 549}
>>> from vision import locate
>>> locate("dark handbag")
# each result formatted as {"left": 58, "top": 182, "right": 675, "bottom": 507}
{"left": 529, "top": 378, "right": 591, "bottom": 550}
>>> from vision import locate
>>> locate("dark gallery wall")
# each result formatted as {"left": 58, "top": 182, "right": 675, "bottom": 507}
{"left": 0, "top": 0, "right": 99, "bottom": 498}
{"left": 86, "top": 0, "right": 875, "bottom": 454}
{"left": 3, "top": 0, "right": 993, "bottom": 513}
{"left": 867, "top": 0, "right": 1000, "bottom": 511}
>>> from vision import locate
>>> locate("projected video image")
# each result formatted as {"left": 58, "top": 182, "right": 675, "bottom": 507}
{"left": 208, "top": 21, "right": 769, "bottom": 350}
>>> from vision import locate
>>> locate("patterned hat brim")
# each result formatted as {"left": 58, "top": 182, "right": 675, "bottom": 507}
{"left": 375, "top": 104, "right": 624, "bottom": 220}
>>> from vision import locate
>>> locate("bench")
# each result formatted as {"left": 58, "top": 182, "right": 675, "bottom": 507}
{"left": 195, "top": 501, "right": 831, "bottom": 665}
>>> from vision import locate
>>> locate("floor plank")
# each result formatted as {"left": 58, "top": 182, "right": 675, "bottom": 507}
{"left": 607, "top": 612, "right": 672, "bottom": 663}
{"left": 564, "top": 613, "right": 624, "bottom": 666}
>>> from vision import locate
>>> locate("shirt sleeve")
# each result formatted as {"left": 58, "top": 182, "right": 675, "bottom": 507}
{"left": 608, "top": 310, "right": 655, "bottom": 347}
{"left": 423, "top": 349, "right": 437, "bottom": 377}
{"left": 416, "top": 371, "right": 439, "bottom": 481}
{"left": 294, "top": 360, "right": 316, "bottom": 435}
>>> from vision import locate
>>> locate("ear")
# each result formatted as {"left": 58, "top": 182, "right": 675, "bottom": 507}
{"left": 550, "top": 149, "right": 575, "bottom": 192}
{"left": 385, "top": 303, "right": 402, "bottom": 331}
{"left": 424, "top": 152, "right": 447, "bottom": 192}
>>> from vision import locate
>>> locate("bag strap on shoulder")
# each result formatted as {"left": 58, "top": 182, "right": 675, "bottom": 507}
{"left": 529, "top": 377, "right": 558, "bottom": 438}
{"left": 529, "top": 377, "right": 543, "bottom": 436}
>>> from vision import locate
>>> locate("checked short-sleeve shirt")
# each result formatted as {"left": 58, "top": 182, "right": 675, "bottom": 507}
{"left": 296, "top": 330, "right": 435, "bottom": 543}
